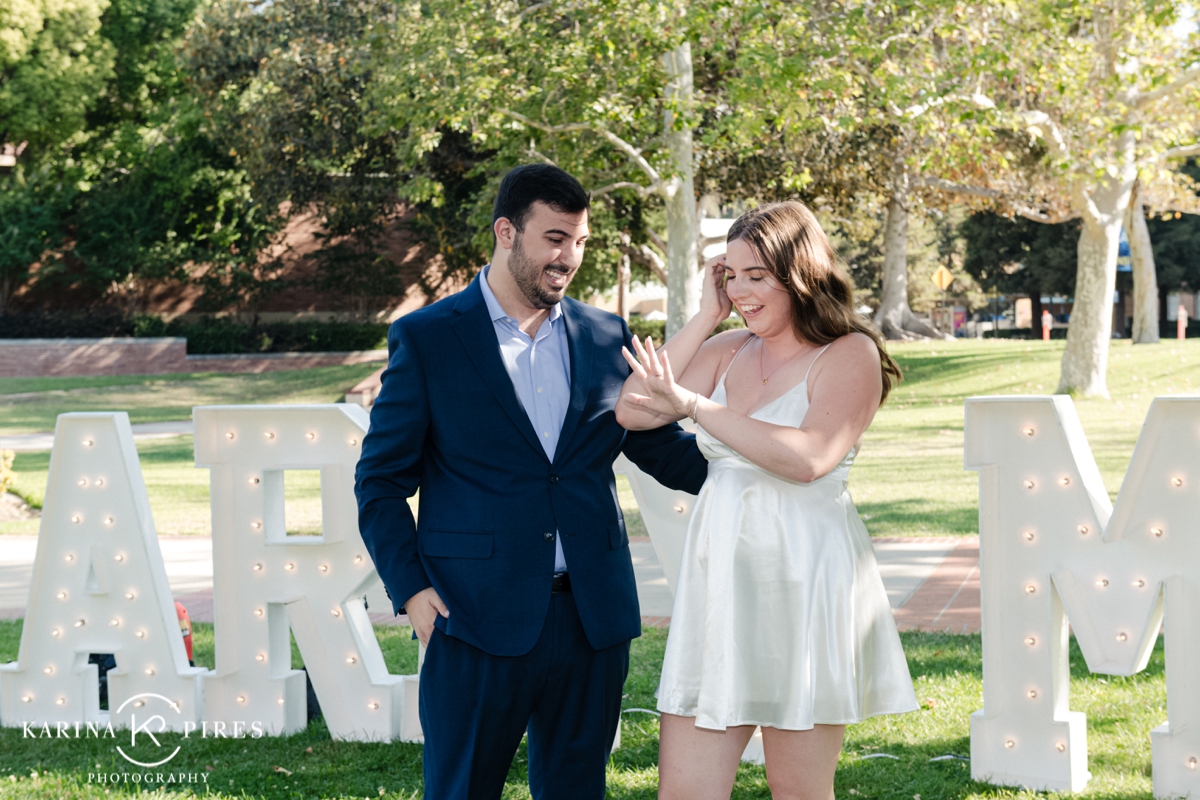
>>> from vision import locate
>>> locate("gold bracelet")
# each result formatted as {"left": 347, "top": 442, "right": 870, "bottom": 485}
{"left": 689, "top": 393, "right": 699, "bottom": 423}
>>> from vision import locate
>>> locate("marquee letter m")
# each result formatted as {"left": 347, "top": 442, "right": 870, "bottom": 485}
{"left": 965, "top": 396, "right": 1200, "bottom": 797}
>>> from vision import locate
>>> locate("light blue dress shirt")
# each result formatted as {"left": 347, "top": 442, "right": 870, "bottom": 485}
{"left": 479, "top": 265, "right": 571, "bottom": 573}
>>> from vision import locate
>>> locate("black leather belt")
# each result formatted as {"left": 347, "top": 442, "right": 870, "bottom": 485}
{"left": 551, "top": 572, "right": 571, "bottom": 593}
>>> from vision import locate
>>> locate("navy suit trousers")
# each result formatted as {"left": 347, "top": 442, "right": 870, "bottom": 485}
{"left": 418, "top": 592, "right": 629, "bottom": 800}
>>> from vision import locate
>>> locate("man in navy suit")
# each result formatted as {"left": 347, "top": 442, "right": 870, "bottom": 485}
{"left": 354, "top": 164, "right": 708, "bottom": 800}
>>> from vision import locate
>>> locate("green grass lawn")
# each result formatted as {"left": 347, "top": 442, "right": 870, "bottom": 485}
{"left": 0, "top": 365, "right": 383, "bottom": 536}
{"left": 0, "top": 340, "right": 1186, "bottom": 797}
{"left": 0, "top": 435, "right": 630, "bottom": 539}
{"left": 852, "top": 337, "right": 1200, "bottom": 537}
{"left": 0, "top": 619, "right": 1169, "bottom": 799}
{"left": 5, "top": 339, "right": 1200, "bottom": 538}
{"left": 0, "top": 365, "right": 383, "bottom": 438}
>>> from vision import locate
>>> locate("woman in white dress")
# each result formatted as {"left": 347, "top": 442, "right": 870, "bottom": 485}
{"left": 615, "top": 201, "right": 918, "bottom": 800}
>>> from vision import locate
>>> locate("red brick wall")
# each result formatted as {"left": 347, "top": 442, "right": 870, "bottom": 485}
{"left": 0, "top": 339, "right": 387, "bottom": 378}
{"left": 0, "top": 338, "right": 188, "bottom": 378}
{"left": 184, "top": 351, "right": 387, "bottom": 374}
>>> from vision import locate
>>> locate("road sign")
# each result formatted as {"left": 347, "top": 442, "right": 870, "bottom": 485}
{"left": 932, "top": 266, "right": 954, "bottom": 290}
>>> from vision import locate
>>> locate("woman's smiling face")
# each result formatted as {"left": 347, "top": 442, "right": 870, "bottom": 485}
{"left": 723, "top": 237, "right": 793, "bottom": 338}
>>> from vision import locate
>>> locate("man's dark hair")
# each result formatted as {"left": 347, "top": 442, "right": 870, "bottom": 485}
{"left": 492, "top": 164, "right": 590, "bottom": 233}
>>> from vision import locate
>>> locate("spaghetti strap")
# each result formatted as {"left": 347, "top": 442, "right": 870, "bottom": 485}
{"left": 716, "top": 334, "right": 756, "bottom": 388}
{"left": 802, "top": 343, "right": 834, "bottom": 383}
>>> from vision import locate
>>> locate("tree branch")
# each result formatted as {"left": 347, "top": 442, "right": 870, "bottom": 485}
{"left": 922, "top": 176, "right": 1079, "bottom": 224}
{"left": 498, "top": 108, "right": 664, "bottom": 189}
{"left": 623, "top": 244, "right": 668, "bottom": 284}
{"left": 1020, "top": 110, "right": 1071, "bottom": 164}
{"left": 1165, "top": 143, "right": 1200, "bottom": 159}
{"left": 1017, "top": 109, "right": 1102, "bottom": 223}
{"left": 591, "top": 181, "right": 654, "bottom": 198}
{"left": 525, "top": 144, "right": 559, "bottom": 167}
{"left": 646, "top": 229, "right": 668, "bottom": 256}
{"left": 514, "top": 1, "right": 552, "bottom": 22}
{"left": 1134, "top": 64, "right": 1200, "bottom": 109}
{"left": 879, "top": 19, "right": 939, "bottom": 52}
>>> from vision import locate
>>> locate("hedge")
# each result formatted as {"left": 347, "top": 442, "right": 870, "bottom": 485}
{"left": 0, "top": 312, "right": 388, "bottom": 354}
{"left": 0, "top": 310, "right": 751, "bottom": 354}
{"left": 627, "top": 316, "right": 745, "bottom": 348}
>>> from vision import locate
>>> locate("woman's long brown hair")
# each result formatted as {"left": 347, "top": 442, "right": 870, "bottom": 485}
{"left": 726, "top": 201, "right": 902, "bottom": 403}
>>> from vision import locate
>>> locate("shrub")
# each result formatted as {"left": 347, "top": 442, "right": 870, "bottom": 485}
{"left": 165, "top": 317, "right": 257, "bottom": 354}
{"left": 627, "top": 315, "right": 745, "bottom": 348}
{"left": 0, "top": 310, "right": 136, "bottom": 338}
{"left": 165, "top": 317, "right": 388, "bottom": 354}
{"left": 0, "top": 311, "right": 388, "bottom": 353}
{"left": 627, "top": 317, "right": 666, "bottom": 346}
{"left": 983, "top": 327, "right": 1067, "bottom": 340}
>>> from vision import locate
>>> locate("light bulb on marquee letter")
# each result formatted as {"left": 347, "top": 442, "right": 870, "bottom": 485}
{"left": 966, "top": 396, "right": 1200, "bottom": 797}
{"left": 0, "top": 413, "right": 205, "bottom": 731}
{"left": 194, "top": 404, "right": 421, "bottom": 743}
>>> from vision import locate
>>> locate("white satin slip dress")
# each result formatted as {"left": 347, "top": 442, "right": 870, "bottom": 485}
{"left": 655, "top": 342, "right": 919, "bottom": 731}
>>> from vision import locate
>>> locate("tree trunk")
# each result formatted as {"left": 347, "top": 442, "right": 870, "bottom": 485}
{"left": 662, "top": 42, "right": 699, "bottom": 339}
{"left": 1126, "top": 181, "right": 1159, "bottom": 344}
{"left": 1057, "top": 214, "right": 1122, "bottom": 396}
{"left": 1030, "top": 292, "right": 1043, "bottom": 334}
{"left": 617, "top": 252, "right": 631, "bottom": 321}
{"left": 876, "top": 187, "right": 949, "bottom": 341}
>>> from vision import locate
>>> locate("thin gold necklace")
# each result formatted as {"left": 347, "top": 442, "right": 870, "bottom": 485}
{"left": 759, "top": 339, "right": 812, "bottom": 385}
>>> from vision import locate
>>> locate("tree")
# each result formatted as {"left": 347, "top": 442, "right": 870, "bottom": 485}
{"left": 0, "top": 0, "right": 113, "bottom": 158}
{"left": 0, "top": 169, "right": 66, "bottom": 313}
{"left": 182, "top": 0, "right": 410, "bottom": 315}
{"left": 706, "top": 0, "right": 984, "bottom": 340}
{"left": 960, "top": 211, "right": 1078, "bottom": 328}
{"left": 369, "top": 0, "right": 723, "bottom": 335}
{"left": 1124, "top": 161, "right": 1200, "bottom": 342}
{"left": 933, "top": 0, "right": 1200, "bottom": 394}
{"left": 0, "top": 0, "right": 275, "bottom": 314}
{"left": 66, "top": 108, "right": 265, "bottom": 313}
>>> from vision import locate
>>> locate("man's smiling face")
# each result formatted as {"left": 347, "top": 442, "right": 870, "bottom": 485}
{"left": 506, "top": 201, "right": 590, "bottom": 309}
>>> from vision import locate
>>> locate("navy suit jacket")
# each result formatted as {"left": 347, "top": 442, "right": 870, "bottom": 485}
{"left": 354, "top": 276, "right": 709, "bottom": 656}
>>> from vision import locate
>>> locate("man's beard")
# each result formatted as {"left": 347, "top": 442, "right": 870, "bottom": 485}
{"left": 509, "top": 233, "right": 573, "bottom": 309}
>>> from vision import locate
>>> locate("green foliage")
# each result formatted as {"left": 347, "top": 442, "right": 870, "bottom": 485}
{"left": 66, "top": 118, "right": 259, "bottom": 312}
{"left": 0, "top": 0, "right": 283, "bottom": 314}
{"left": 165, "top": 317, "right": 387, "bottom": 354}
{"left": 0, "top": 170, "right": 67, "bottom": 313}
{"left": 567, "top": 197, "right": 660, "bottom": 302}
{"left": 400, "top": 129, "right": 495, "bottom": 291}
{"left": 1146, "top": 164, "right": 1200, "bottom": 293}
{"left": 1148, "top": 212, "right": 1200, "bottom": 292}
{"left": 367, "top": 0, "right": 719, "bottom": 289}
{"left": 0, "top": 309, "right": 143, "bottom": 338}
{"left": 0, "top": 311, "right": 386, "bottom": 353}
{"left": 960, "top": 212, "right": 1078, "bottom": 298}
{"left": 627, "top": 315, "right": 743, "bottom": 348}
{"left": 0, "top": 0, "right": 114, "bottom": 156}
{"left": 182, "top": 0, "right": 409, "bottom": 313}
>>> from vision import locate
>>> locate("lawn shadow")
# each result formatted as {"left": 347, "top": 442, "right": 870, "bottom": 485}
{"left": 856, "top": 499, "right": 978, "bottom": 537}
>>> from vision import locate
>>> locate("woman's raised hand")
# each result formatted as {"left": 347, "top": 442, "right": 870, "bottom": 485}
{"left": 621, "top": 336, "right": 697, "bottom": 418}
{"left": 699, "top": 253, "right": 733, "bottom": 326}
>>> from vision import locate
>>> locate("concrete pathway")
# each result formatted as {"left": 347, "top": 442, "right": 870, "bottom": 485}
{"left": 892, "top": 538, "right": 981, "bottom": 634}
{"left": 0, "top": 420, "right": 195, "bottom": 452}
{"left": 0, "top": 534, "right": 981, "bottom": 632}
